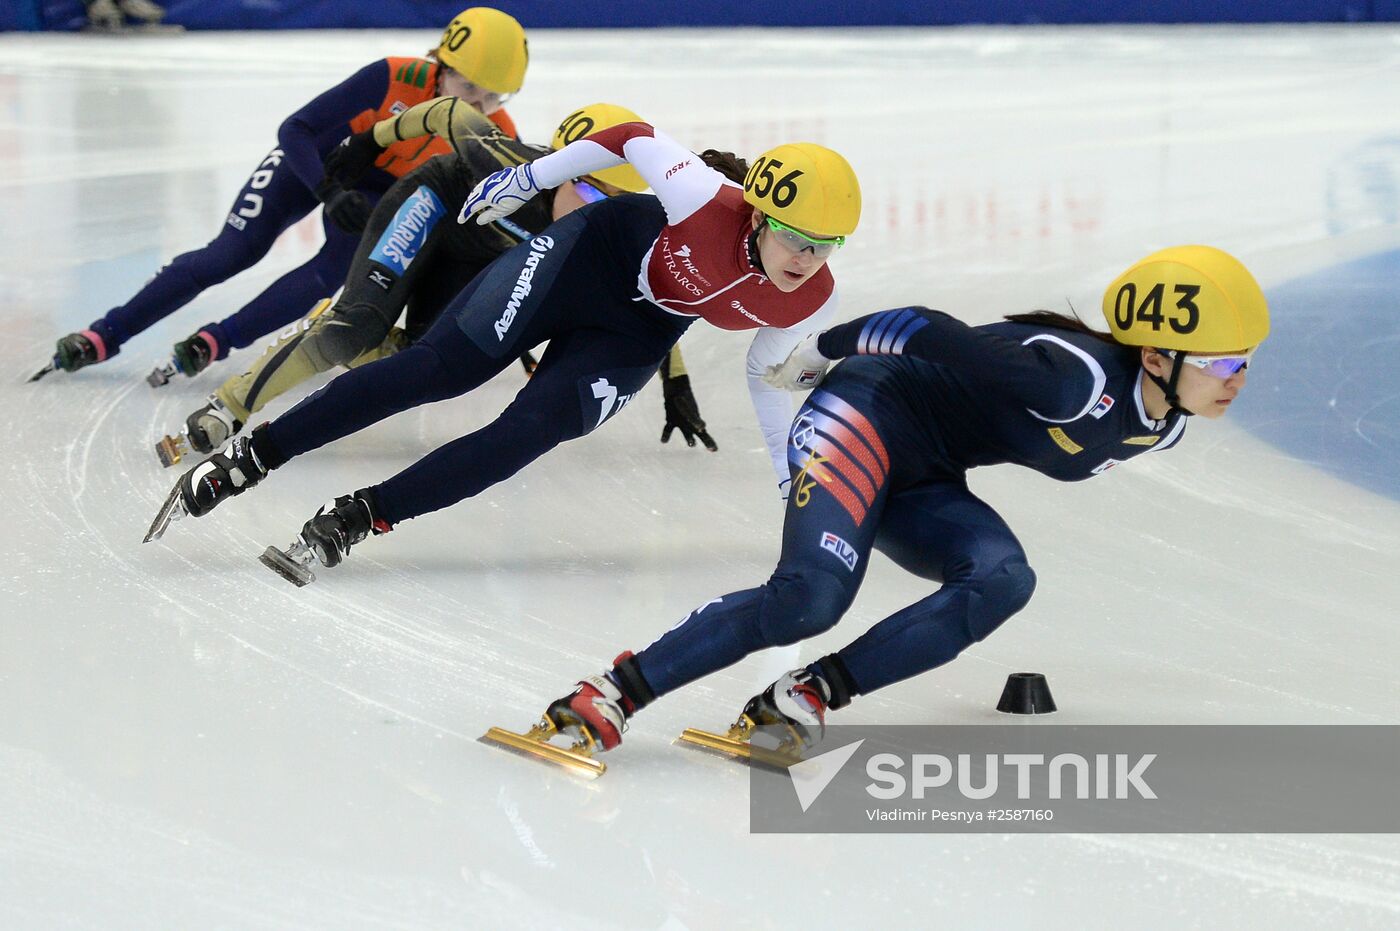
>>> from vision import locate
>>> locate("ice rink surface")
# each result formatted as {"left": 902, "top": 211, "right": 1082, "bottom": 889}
{"left": 3, "top": 24, "right": 1400, "bottom": 929}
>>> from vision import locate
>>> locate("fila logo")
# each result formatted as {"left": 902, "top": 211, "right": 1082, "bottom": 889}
{"left": 1090, "top": 394, "right": 1115, "bottom": 419}
{"left": 820, "top": 532, "right": 859, "bottom": 571}
{"left": 390, "top": 100, "right": 407, "bottom": 115}
{"left": 1091, "top": 458, "right": 1123, "bottom": 475}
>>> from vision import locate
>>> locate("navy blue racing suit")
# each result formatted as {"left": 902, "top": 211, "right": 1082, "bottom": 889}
{"left": 632, "top": 308, "right": 1187, "bottom": 703}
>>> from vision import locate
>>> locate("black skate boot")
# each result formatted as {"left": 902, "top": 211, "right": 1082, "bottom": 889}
{"left": 179, "top": 435, "right": 269, "bottom": 518}
{"left": 146, "top": 428, "right": 279, "bottom": 543}
{"left": 43, "top": 329, "right": 112, "bottom": 377}
{"left": 482, "top": 652, "right": 654, "bottom": 778}
{"left": 258, "top": 489, "right": 390, "bottom": 586}
{"left": 173, "top": 330, "right": 218, "bottom": 376}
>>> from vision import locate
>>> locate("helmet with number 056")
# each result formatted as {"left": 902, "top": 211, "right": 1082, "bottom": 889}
{"left": 437, "top": 7, "right": 529, "bottom": 95}
{"left": 551, "top": 104, "right": 649, "bottom": 194}
{"left": 742, "top": 143, "right": 861, "bottom": 238}
{"left": 1101, "top": 245, "right": 1270, "bottom": 352}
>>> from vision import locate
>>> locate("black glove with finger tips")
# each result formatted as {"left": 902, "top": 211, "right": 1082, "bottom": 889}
{"left": 661, "top": 372, "right": 717, "bottom": 452}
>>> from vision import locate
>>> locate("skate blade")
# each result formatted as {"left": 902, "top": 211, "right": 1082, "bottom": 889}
{"left": 143, "top": 481, "right": 187, "bottom": 543}
{"left": 259, "top": 544, "right": 316, "bottom": 587}
{"left": 480, "top": 723, "right": 606, "bottom": 779}
{"left": 676, "top": 718, "right": 802, "bottom": 770}
{"left": 155, "top": 434, "right": 188, "bottom": 468}
{"left": 146, "top": 360, "right": 178, "bottom": 388}
{"left": 28, "top": 361, "right": 56, "bottom": 383}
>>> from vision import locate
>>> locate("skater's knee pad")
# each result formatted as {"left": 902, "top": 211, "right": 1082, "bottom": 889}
{"left": 311, "top": 304, "right": 392, "bottom": 367}
{"left": 964, "top": 558, "right": 1037, "bottom": 643}
{"left": 757, "top": 569, "right": 854, "bottom": 646}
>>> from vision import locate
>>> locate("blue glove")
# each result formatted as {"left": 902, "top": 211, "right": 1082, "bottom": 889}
{"left": 461, "top": 164, "right": 540, "bottom": 225}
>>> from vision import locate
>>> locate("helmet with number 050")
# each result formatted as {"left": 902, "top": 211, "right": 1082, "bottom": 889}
{"left": 1101, "top": 245, "right": 1270, "bottom": 352}
{"left": 437, "top": 7, "right": 529, "bottom": 95}
{"left": 551, "top": 104, "right": 649, "bottom": 194}
{"left": 742, "top": 143, "right": 861, "bottom": 238}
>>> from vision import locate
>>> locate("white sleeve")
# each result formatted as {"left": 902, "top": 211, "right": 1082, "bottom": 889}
{"left": 523, "top": 126, "right": 723, "bottom": 225}
{"left": 745, "top": 291, "right": 839, "bottom": 483}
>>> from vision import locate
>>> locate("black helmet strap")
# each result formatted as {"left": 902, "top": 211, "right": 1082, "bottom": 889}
{"left": 1147, "top": 350, "right": 1193, "bottom": 419}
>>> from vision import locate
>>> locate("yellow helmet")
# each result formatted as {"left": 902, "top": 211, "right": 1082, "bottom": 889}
{"left": 1102, "top": 245, "right": 1270, "bottom": 352}
{"left": 742, "top": 142, "right": 860, "bottom": 238}
{"left": 551, "top": 104, "right": 649, "bottom": 194}
{"left": 436, "top": 8, "right": 529, "bottom": 96}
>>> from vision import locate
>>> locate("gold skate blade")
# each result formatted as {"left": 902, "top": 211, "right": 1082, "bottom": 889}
{"left": 480, "top": 725, "right": 606, "bottom": 779}
{"left": 675, "top": 725, "right": 802, "bottom": 770}
{"left": 155, "top": 434, "right": 187, "bottom": 468}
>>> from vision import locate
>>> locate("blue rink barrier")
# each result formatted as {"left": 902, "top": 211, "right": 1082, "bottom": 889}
{"left": 18, "top": 0, "right": 1400, "bottom": 31}
{"left": 1237, "top": 247, "right": 1400, "bottom": 504}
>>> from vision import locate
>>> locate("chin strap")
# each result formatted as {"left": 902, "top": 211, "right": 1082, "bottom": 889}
{"left": 746, "top": 226, "right": 767, "bottom": 277}
{"left": 1148, "top": 352, "right": 1194, "bottom": 420}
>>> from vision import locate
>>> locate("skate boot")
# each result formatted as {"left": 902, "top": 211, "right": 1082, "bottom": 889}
{"left": 482, "top": 652, "right": 654, "bottom": 778}
{"left": 155, "top": 396, "right": 243, "bottom": 467}
{"left": 150, "top": 329, "right": 218, "bottom": 387}
{"left": 32, "top": 330, "right": 113, "bottom": 381}
{"left": 259, "top": 489, "right": 389, "bottom": 586}
{"left": 144, "top": 434, "right": 269, "bottom": 542}
{"left": 678, "top": 668, "right": 831, "bottom": 767}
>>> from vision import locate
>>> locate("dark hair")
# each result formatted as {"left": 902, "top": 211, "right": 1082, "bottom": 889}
{"left": 700, "top": 149, "right": 748, "bottom": 185}
{"left": 1003, "top": 309, "right": 1119, "bottom": 347}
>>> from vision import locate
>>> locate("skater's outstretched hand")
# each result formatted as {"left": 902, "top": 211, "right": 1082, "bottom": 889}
{"left": 461, "top": 165, "right": 540, "bottom": 225}
{"left": 661, "top": 372, "right": 717, "bottom": 451}
{"left": 322, "top": 130, "right": 384, "bottom": 188}
{"left": 763, "top": 333, "right": 830, "bottom": 391}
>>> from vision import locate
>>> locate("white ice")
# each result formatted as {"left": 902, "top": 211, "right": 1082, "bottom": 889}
{"left": 2, "top": 25, "right": 1399, "bottom": 929}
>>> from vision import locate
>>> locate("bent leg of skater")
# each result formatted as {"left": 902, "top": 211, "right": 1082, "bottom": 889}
{"left": 367, "top": 325, "right": 675, "bottom": 526}
{"left": 93, "top": 148, "right": 317, "bottom": 349}
{"left": 820, "top": 480, "right": 1037, "bottom": 699}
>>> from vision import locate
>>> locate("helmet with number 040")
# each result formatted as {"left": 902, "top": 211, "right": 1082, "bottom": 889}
{"left": 436, "top": 7, "right": 529, "bottom": 95}
{"left": 1102, "top": 245, "right": 1270, "bottom": 353}
{"left": 742, "top": 143, "right": 861, "bottom": 238}
{"left": 551, "top": 104, "right": 649, "bottom": 194}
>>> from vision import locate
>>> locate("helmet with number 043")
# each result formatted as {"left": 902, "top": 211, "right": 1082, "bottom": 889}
{"left": 551, "top": 104, "right": 649, "bottom": 194}
{"left": 743, "top": 143, "right": 861, "bottom": 238}
{"left": 1102, "top": 245, "right": 1270, "bottom": 353}
{"left": 436, "top": 7, "right": 529, "bottom": 95}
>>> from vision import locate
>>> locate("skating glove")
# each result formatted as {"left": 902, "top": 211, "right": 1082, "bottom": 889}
{"left": 461, "top": 164, "right": 540, "bottom": 225}
{"left": 314, "top": 178, "right": 372, "bottom": 235}
{"left": 763, "top": 333, "right": 831, "bottom": 390}
{"left": 661, "top": 373, "right": 718, "bottom": 451}
{"left": 322, "top": 130, "right": 385, "bottom": 188}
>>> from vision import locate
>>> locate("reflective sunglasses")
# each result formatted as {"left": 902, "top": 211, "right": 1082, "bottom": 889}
{"left": 572, "top": 179, "right": 608, "bottom": 203}
{"left": 1162, "top": 349, "right": 1252, "bottom": 378}
{"left": 765, "top": 216, "right": 845, "bottom": 258}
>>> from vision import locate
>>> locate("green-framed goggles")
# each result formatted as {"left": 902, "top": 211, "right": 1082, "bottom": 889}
{"left": 765, "top": 216, "right": 846, "bottom": 258}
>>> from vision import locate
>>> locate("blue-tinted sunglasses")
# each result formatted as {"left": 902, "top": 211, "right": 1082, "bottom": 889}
{"left": 1162, "top": 349, "right": 1252, "bottom": 378}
